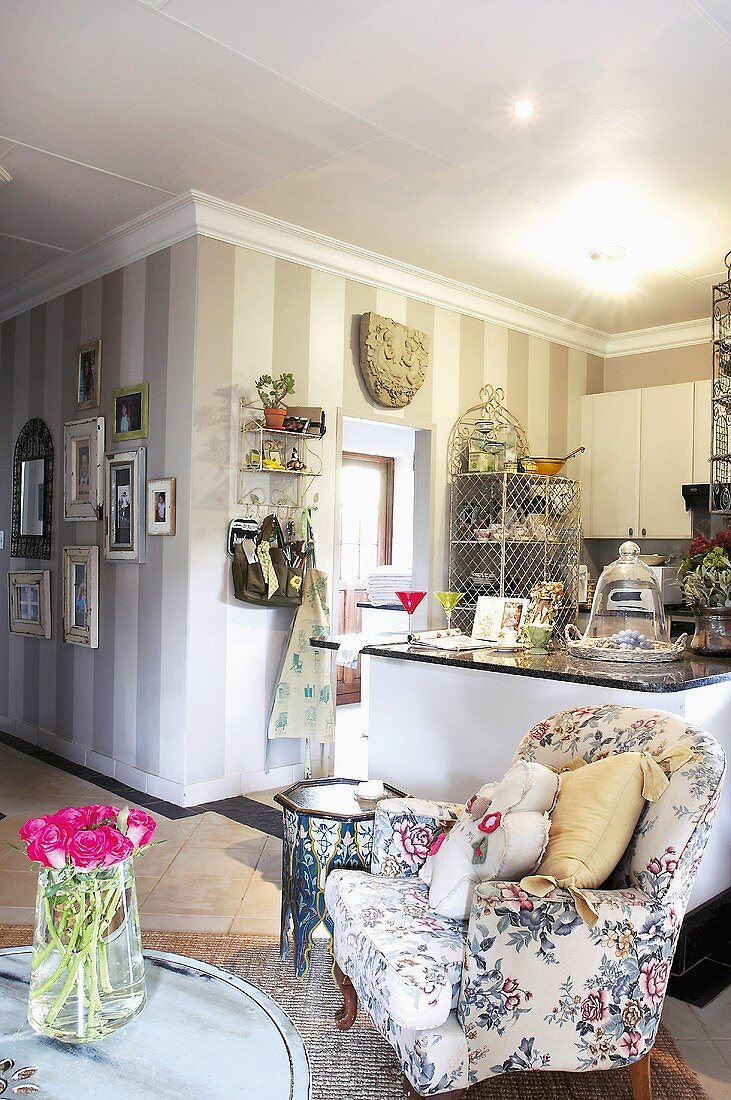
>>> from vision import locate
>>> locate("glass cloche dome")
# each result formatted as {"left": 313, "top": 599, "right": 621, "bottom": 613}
{"left": 584, "top": 541, "right": 669, "bottom": 648}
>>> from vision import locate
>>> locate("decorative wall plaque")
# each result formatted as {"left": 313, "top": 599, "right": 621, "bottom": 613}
{"left": 359, "top": 312, "right": 429, "bottom": 408}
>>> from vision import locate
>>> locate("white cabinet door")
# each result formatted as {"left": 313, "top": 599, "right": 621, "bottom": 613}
{"left": 693, "top": 378, "right": 712, "bottom": 483}
{"left": 587, "top": 390, "right": 641, "bottom": 538}
{"left": 639, "top": 383, "right": 693, "bottom": 539}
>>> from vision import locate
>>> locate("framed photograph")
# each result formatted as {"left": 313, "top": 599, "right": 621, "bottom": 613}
{"left": 472, "top": 596, "right": 529, "bottom": 640}
{"left": 104, "top": 448, "right": 146, "bottom": 562}
{"left": 8, "top": 570, "right": 51, "bottom": 639}
{"left": 64, "top": 417, "right": 105, "bottom": 521}
{"left": 76, "top": 340, "right": 102, "bottom": 411}
{"left": 112, "top": 382, "right": 149, "bottom": 443}
{"left": 63, "top": 546, "right": 99, "bottom": 647}
{"left": 147, "top": 477, "right": 176, "bottom": 536}
{"left": 526, "top": 581, "right": 565, "bottom": 625}
{"left": 281, "top": 415, "right": 310, "bottom": 434}
{"left": 264, "top": 439, "right": 285, "bottom": 466}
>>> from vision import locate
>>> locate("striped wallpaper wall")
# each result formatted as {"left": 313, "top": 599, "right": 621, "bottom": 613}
{"left": 0, "top": 233, "right": 603, "bottom": 802}
{"left": 0, "top": 238, "right": 197, "bottom": 800}
{"left": 187, "top": 237, "right": 604, "bottom": 796}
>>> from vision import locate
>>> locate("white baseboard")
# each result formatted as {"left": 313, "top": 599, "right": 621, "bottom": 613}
{"left": 0, "top": 712, "right": 305, "bottom": 809}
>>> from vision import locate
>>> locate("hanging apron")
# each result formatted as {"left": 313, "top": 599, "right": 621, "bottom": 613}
{"left": 267, "top": 567, "right": 335, "bottom": 746}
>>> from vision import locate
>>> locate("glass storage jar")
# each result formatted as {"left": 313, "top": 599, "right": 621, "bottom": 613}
{"left": 583, "top": 541, "right": 669, "bottom": 647}
{"left": 493, "top": 423, "right": 518, "bottom": 470}
{"left": 468, "top": 420, "right": 504, "bottom": 474}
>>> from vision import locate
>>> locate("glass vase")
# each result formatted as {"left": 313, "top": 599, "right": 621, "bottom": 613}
{"left": 28, "top": 856, "right": 146, "bottom": 1043}
{"left": 690, "top": 606, "right": 731, "bottom": 656}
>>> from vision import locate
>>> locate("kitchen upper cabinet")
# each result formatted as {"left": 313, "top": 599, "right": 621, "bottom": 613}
{"left": 582, "top": 390, "right": 641, "bottom": 538}
{"left": 639, "top": 382, "right": 693, "bottom": 539}
{"left": 693, "top": 378, "right": 712, "bottom": 484}
{"left": 582, "top": 381, "right": 696, "bottom": 540}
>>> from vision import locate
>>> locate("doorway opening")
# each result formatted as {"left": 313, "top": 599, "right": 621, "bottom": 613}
{"left": 333, "top": 415, "right": 432, "bottom": 777}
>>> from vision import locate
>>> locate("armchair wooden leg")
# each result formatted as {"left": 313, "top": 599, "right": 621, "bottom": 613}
{"left": 629, "top": 1052, "right": 652, "bottom": 1100}
{"left": 403, "top": 1077, "right": 467, "bottom": 1099}
{"left": 333, "top": 962, "right": 358, "bottom": 1031}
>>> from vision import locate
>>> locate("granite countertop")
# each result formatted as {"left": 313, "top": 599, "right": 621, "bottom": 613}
{"left": 310, "top": 637, "right": 731, "bottom": 693}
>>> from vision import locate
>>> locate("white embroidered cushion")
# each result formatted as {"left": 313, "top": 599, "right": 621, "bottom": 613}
{"left": 421, "top": 760, "right": 559, "bottom": 920}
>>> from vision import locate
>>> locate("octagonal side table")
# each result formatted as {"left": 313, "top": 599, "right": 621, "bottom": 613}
{"left": 275, "top": 777, "right": 405, "bottom": 977}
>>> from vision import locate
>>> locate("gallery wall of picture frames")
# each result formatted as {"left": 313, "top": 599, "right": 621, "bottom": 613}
{"left": 7, "top": 338, "right": 178, "bottom": 648}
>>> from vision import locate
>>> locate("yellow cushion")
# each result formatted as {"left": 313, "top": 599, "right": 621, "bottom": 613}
{"left": 525, "top": 752, "right": 656, "bottom": 891}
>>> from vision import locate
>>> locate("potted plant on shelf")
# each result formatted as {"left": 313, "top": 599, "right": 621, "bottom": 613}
{"left": 255, "top": 373, "right": 295, "bottom": 430}
{"left": 678, "top": 528, "right": 731, "bottom": 655}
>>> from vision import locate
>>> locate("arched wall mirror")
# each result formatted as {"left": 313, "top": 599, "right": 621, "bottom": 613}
{"left": 12, "top": 418, "right": 54, "bottom": 559}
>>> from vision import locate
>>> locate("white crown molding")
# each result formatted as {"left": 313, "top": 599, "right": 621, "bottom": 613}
{"left": 0, "top": 188, "right": 714, "bottom": 360}
{"left": 604, "top": 317, "right": 711, "bottom": 358}
{"left": 0, "top": 192, "right": 198, "bottom": 324}
{"left": 188, "top": 191, "right": 609, "bottom": 356}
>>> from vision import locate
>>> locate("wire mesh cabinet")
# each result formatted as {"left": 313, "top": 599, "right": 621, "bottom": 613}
{"left": 711, "top": 253, "right": 731, "bottom": 513}
{"left": 448, "top": 471, "right": 581, "bottom": 637}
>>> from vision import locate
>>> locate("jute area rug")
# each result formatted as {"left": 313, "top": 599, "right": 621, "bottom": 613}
{"left": 0, "top": 926, "right": 706, "bottom": 1100}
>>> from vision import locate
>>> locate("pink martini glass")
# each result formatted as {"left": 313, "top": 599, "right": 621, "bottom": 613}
{"left": 395, "top": 590, "right": 427, "bottom": 636}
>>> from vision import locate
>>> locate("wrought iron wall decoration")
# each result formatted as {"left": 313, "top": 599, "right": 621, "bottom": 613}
{"left": 711, "top": 252, "right": 731, "bottom": 512}
{"left": 11, "top": 418, "right": 54, "bottom": 560}
{"left": 358, "top": 312, "right": 429, "bottom": 408}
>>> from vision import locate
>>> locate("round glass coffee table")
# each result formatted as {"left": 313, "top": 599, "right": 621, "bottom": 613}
{"left": 0, "top": 947, "right": 310, "bottom": 1098}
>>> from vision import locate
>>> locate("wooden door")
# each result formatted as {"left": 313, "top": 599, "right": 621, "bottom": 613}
{"left": 337, "top": 453, "right": 394, "bottom": 705}
{"left": 639, "top": 383, "right": 693, "bottom": 539}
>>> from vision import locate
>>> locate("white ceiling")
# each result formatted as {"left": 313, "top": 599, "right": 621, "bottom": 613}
{"left": 1, "top": 0, "right": 730, "bottom": 332}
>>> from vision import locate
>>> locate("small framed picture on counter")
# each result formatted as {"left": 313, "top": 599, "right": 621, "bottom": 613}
{"left": 472, "top": 596, "right": 528, "bottom": 641}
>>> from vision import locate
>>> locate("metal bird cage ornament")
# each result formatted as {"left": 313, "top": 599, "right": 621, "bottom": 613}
{"left": 447, "top": 387, "right": 581, "bottom": 641}
{"left": 447, "top": 385, "right": 530, "bottom": 478}
{"left": 711, "top": 252, "right": 731, "bottom": 512}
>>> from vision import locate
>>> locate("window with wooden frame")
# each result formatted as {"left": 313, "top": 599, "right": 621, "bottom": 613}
{"left": 339, "top": 452, "right": 394, "bottom": 581}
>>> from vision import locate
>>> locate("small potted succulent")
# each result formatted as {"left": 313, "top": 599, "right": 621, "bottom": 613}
{"left": 678, "top": 528, "right": 731, "bottom": 655}
{"left": 255, "top": 373, "right": 295, "bottom": 429}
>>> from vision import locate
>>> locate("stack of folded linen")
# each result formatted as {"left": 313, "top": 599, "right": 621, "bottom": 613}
{"left": 366, "top": 566, "right": 413, "bottom": 607}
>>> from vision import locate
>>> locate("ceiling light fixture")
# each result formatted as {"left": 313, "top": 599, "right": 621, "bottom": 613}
{"left": 0, "top": 165, "right": 12, "bottom": 186}
{"left": 513, "top": 99, "right": 535, "bottom": 120}
{"left": 589, "top": 245, "right": 628, "bottom": 263}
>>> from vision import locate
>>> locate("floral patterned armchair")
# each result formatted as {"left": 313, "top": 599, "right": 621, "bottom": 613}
{"left": 324, "top": 705, "right": 725, "bottom": 1099}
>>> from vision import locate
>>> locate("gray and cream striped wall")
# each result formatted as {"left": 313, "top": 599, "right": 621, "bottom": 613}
{"left": 0, "top": 239, "right": 196, "bottom": 800}
{"left": 187, "top": 238, "right": 604, "bottom": 800}
{"left": 0, "top": 233, "right": 603, "bottom": 803}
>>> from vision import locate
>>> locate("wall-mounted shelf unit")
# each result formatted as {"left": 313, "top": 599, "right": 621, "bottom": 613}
{"left": 238, "top": 402, "right": 323, "bottom": 523}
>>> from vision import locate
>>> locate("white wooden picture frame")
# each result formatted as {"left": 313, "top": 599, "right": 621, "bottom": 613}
{"left": 8, "top": 570, "right": 52, "bottom": 639}
{"left": 62, "top": 547, "right": 99, "bottom": 647}
{"left": 64, "top": 416, "right": 105, "bottom": 521}
{"left": 104, "top": 448, "right": 146, "bottom": 562}
{"left": 147, "top": 477, "right": 176, "bottom": 536}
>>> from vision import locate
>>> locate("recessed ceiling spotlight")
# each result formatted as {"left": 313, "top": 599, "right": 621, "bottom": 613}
{"left": 589, "top": 245, "right": 628, "bottom": 263}
{"left": 514, "top": 99, "right": 535, "bottom": 120}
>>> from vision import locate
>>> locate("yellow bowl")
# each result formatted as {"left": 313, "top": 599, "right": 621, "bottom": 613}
{"left": 531, "top": 457, "right": 566, "bottom": 476}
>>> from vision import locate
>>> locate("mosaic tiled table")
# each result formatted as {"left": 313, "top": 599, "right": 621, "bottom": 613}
{"left": 0, "top": 947, "right": 310, "bottom": 1099}
{"left": 275, "top": 777, "right": 405, "bottom": 977}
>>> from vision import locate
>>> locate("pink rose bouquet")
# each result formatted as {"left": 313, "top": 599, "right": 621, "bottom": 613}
{"left": 21, "top": 803, "right": 157, "bottom": 1041}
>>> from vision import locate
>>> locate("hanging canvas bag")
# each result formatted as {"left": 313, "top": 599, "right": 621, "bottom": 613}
{"left": 232, "top": 514, "right": 305, "bottom": 608}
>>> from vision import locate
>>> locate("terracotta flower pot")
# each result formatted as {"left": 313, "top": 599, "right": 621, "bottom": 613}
{"left": 690, "top": 606, "right": 731, "bottom": 656}
{"left": 263, "top": 407, "right": 287, "bottom": 430}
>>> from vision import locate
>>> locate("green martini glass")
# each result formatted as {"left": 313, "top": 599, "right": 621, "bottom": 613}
{"left": 435, "top": 591, "right": 465, "bottom": 630}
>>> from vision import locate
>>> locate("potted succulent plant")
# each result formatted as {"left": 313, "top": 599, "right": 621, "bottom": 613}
{"left": 255, "top": 373, "right": 295, "bottom": 429}
{"left": 678, "top": 528, "right": 731, "bottom": 655}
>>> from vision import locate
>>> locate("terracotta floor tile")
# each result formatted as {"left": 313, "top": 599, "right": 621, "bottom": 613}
{"left": 0, "top": 871, "right": 40, "bottom": 907}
